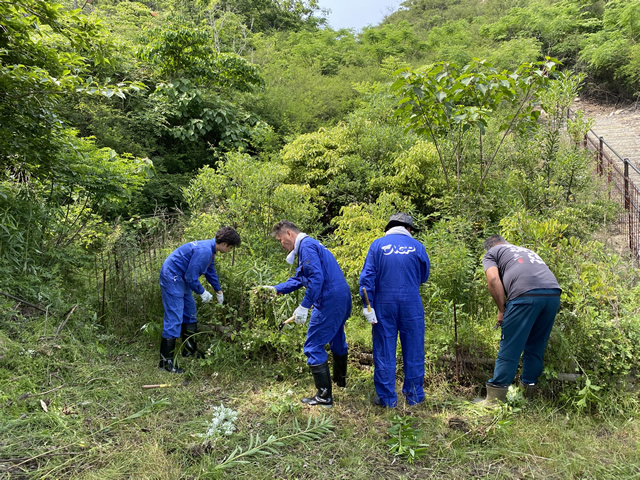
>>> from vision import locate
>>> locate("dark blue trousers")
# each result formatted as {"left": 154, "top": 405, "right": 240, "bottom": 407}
{"left": 372, "top": 301, "right": 425, "bottom": 407}
{"left": 489, "top": 288, "right": 561, "bottom": 386}
{"left": 303, "top": 290, "right": 351, "bottom": 366}
{"left": 159, "top": 274, "right": 197, "bottom": 339}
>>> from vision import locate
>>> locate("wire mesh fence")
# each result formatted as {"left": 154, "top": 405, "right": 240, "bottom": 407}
{"left": 93, "top": 213, "right": 184, "bottom": 328}
{"left": 573, "top": 108, "right": 640, "bottom": 264}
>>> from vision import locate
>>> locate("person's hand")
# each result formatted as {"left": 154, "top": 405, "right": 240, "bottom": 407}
{"left": 293, "top": 305, "right": 309, "bottom": 325}
{"left": 200, "top": 291, "right": 213, "bottom": 303}
{"left": 494, "top": 311, "right": 504, "bottom": 329}
{"left": 363, "top": 307, "right": 377, "bottom": 324}
{"left": 216, "top": 291, "right": 224, "bottom": 305}
{"left": 262, "top": 285, "right": 276, "bottom": 291}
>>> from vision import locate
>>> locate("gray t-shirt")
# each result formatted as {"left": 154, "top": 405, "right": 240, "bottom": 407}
{"left": 482, "top": 243, "right": 561, "bottom": 300}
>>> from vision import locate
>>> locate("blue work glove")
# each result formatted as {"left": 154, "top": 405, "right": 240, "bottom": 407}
{"left": 294, "top": 305, "right": 309, "bottom": 325}
{"left": 200, "top": 291, "right": 213, "bottom": 303}
{"left": 363, "top": 307, "right": 378, "bottom": 324}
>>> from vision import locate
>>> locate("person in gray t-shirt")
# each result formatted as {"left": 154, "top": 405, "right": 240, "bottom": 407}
{"left": 478, "top": 235, "right": 561, "bottom": 403}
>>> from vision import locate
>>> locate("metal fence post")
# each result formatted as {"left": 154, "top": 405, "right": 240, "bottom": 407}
{"left": 598, "top": 136, "right": 604, "bottom": 176}
{"left": 624, "top": 158, "right": 632, "bottom": 252}
{"left": 624, "top": 159, "right": 630, "bottom": 210}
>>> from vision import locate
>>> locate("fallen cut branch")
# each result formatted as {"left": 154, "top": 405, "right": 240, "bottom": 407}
{"left": 1, "top": 451, "right": 85, "bottom": 463}
{"left": 53, "top": 304, "right": 78, "bottom": 340}
{"left": 17, "top": 385, "right": 65, "bottom": 401}
{"left": 555, "top": 373, "right": 582, "bottom": 382}
{"left": 438, "top": 354, "right": 495, "bottom": 365}
{"left": 437, "top": 355, "right": 583, "bottom": 382}
{"left": 0, "top": 291, "right": 48, "bottom": 312}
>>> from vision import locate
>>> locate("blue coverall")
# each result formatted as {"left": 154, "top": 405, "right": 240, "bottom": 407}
{"left": 359, "top": 234, "right": 430, "bottom": 407}
{"left": 159, "top": 240, "right": 221, "bottom": 339}
{"left": 274, "top": 237, "right": 351, "bottom": 366}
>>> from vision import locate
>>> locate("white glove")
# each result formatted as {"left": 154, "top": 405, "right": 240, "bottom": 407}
{"left": 216, "top": 291, "right": 224, "bottom": 305}
{"left": 363, "top": 307, "right": 377, "bottom": 324}
{"left": 294, "top": 305, "right": 309, "bottom": 325}
{"left": 262, "top": 285, "right": 276, "bottom": 291}
{"left": 200, "top": 291, "right": 213, "bottom": 303}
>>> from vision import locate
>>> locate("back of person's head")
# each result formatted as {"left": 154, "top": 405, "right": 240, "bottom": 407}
{"left": 215, "top": 226, "right": 241, "bottom": 246}
{"left": 483, "top": 234, "right": 506, "bottom": 251}
{"left": 271, "top": 220, "right": 300, "bottom": 237}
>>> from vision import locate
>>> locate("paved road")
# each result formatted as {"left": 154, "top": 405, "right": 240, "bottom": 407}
{"left": 574, "top": 99, "right": 640, "bottom": 185}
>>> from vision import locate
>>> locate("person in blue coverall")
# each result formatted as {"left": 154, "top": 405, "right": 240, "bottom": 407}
{"left": 479, "top": 234, "right": 561, "bottom": 403}
{"left": 158, "top": 227, "right": 241, "bottom": 373}
{"left": 359, "top": 213, "right": 430, "bottom": 408}
{"left": 268, "top": 220, "right": 351, "bottom": 407}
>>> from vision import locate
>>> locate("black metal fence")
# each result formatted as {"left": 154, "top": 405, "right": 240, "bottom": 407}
{"left": 571, "top": 109, "right": 640, "bottom": 264}
{"left": 94, "top": 213, "right": 184, "bottom": 325}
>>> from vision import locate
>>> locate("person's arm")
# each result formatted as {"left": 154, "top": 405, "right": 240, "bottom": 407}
{"left": 359, "top": 245, "right": 377, "bottom": 306}
{"left": 299, "top": 244, "right": 323, "bottom": 309}
{"left": 485, "top": 266, "right": 506, "bottom": 325}
{"left": 274, "top": 266, "right": 304, "bottom": 294}
{"left": 204, "top": 259, "right": 221, "bottom": 292}
{"left": 420, "top": 245, "right": 430, "bottom": 284}
{"left": 185, "top": 249, "right": 210, "bottom": 294}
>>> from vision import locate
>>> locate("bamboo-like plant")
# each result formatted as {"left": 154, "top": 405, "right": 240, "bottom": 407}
{"left": 209, "top": 415, "right": 334, "bottom": 472}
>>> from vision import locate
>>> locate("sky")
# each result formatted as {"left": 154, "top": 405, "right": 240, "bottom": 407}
{"left": 317, "top": 0, "right": 403, "bottom": 31}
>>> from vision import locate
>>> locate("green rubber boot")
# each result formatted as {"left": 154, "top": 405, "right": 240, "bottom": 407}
{"left": 519, "top": 380, "right": 536, "bottom": 400}
{"left": 474, "top": 383, "right": 508, "bottom": 405}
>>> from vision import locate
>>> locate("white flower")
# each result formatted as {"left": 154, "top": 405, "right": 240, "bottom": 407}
{"left": 201, "top": 403, "right": 238, "bottom": 439}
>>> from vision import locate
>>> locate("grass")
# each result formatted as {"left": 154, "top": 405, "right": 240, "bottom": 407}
{"left": 1, "top": 310, "right": 640, "bottom": 479}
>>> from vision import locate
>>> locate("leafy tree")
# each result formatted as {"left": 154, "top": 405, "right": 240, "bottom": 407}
{"left": 390, "top": 0, "right": 493, "bottom": 31}
{"left": 580, "top": 0, "right": 640, "bottom": 95}
{"left": 0, "top": 1, "right": 151, "bottom": 296}
{"left": 0, "top": 1, "right": 142, "bottom": 179}
{"left": 420, "top": 19, "right": 479, "bottom": 66}
{"left": 118, "top": 20, "right": 269, "bottom": 211}
{"left": 250, "top": 28, "right": 384, "bottom": 135}
{"left": 211, "top": 0, "right": 326, "bottom": 33}
{"left": 360, "top": 21, "right": 421, "bottom": 65}
{"left": 165, "top": 0, "right": 326, "bottom": 33}
{"left": 279, "top": 84, "right": 412, "bottom": 219}
{"left": 392, "top": 58, "right": 558, "bottom": 195}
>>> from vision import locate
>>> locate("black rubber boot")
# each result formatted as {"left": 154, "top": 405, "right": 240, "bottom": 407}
{"left": 332, "top": 353, "right": 348, "bottom": 388}
{"left": 181, "top": 323, "right": 204, "bottom": 358}
{"left": 159, "top": 338, "right": 184, "bottom": 373}
{"left": 301, "top": 361, "right": 333, "bottom": 407}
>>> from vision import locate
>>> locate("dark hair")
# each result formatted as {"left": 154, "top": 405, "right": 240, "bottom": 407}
{"left": 483, "top": 234, "right": 506, "bottom": 251}
{"left": 215, "top": 226, "right": 241, "bottom": 246}
{"left": 271, "top": 220, "right": 300, "bottom": 237}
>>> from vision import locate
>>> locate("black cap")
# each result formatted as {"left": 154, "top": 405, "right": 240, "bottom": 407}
{"left": 384, "top": 213, "right": 419, "bottom": 232}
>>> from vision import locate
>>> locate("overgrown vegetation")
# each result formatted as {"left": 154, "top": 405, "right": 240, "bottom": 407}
{"left": 2, "top": 0, "right": 640, "bottom": 478}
